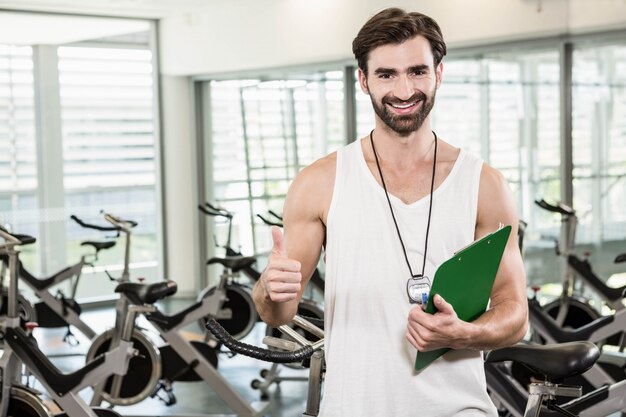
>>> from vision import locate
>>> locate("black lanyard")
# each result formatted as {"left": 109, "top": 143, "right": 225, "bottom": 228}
{"left": 369, "top": 129, "right": 438, "bottom": 304}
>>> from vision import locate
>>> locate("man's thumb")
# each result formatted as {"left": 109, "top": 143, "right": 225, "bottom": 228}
{"left": 271, "top": 226, "right": 287, "bottom": 256}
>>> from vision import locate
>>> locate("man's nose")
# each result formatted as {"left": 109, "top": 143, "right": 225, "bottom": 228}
{"left": 393, "top": 75, "right": 414, "bottom": 100}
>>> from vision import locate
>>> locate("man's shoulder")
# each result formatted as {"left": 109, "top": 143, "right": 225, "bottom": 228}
{"left": 297, "top": 151, "right": 337, "bottom": 184}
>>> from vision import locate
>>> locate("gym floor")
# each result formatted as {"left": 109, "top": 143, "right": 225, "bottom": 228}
{"left": 35, "top": 298, "right": 311, "bottom": 417}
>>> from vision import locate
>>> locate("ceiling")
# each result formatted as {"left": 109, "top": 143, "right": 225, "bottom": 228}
{"left": 0, "top": 0, "right": 207, "bottom": 45}
{"left": 0, "top": 12, "right": 151, "bottom": 45}
{"left": 0, "top": 0, "right": 211, "bottom": 18}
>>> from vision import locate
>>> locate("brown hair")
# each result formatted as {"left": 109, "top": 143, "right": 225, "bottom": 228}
{"left": 352, "top": 8, "right": 447, "bottom": 75}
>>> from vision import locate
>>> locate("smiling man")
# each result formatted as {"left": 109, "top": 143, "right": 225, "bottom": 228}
{"left": 252, "top": 7, "right": 528, "bottom": 416}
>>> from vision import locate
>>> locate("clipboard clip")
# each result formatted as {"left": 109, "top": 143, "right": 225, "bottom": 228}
{"left": 453, "top": 223, "right": 506, "bottom": 256}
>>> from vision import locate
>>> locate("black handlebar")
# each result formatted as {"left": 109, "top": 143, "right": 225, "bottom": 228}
{"left": 535, "top": 199, "right": 576, "bottom": 216}
{"left": 205, "top": 318, "right": 315, "bottom": 363}
{"left": 198, "top": 203, "right": 233, "bottom": 219}
{"left": 0, "top": 225, "right": 36, "bottom": 245}
{"left": 268, "top": 210, "right": 283, "bottom": 221}
{"left": 256, "top": 214, "right": 283, "bottom": 227}
{"left": 70, "top": 215, "right": 119, "bottom": 232}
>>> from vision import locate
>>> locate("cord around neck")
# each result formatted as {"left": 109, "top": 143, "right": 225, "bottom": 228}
{"left": 369, "top": 129, "right": 438, "bottom": 278}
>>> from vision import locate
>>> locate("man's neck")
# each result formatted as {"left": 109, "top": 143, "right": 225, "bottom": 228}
{"left": 372, "top": 123, "right": 436, "bottom": 164}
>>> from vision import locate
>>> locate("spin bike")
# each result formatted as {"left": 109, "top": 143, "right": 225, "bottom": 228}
{"left": 207, "top": 313, "right": 604, "bottom": 417}
{"left": 487, "top": 337, "right": 626, "bottom": 416}
{"left": 0, "top": 214, "right": 120, "bottom": 343}
{"left": 87, "top": 255, "right": 269, "bottom": 416}
{"left": 534, "top": 199, "right": 626, "bottom": 344}
{"left": 206, "top": 314, "right": 325, "bottom": 417}
{"left": 199, "top": 202, "right": 325, "bottom": 398}
{"left": 0, "top": 225, "right": 175, "bottom": 417}
{"left": 525, "top": 289, "right": 626, "bottom": 390}
{"left": 198, "top": 202, "right": 325, "bottom": 332}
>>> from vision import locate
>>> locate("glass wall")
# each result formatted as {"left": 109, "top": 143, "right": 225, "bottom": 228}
{"left": 0, "top": 14, "right": 162, "bottom": 300}
{"left": 356, "top": 49, "right": 561, "bottom": 247}
{"left": 207, "top": 72, "right": 344, "bottom": 258}
{"left": 59, "top": 45, "right": 159, "bottom": 280}
{"left": 0, "top": 44, "right": 38, "bottom": 267}
{"left": 570, "top": 41, "right": 626, "bottom": 284}
{"left": 202, "top": 33, "right": 626, "bottom": 293}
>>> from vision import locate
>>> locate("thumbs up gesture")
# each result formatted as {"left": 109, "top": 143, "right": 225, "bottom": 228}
{"left": 261, "top": 226, "right": 302, "bottom": 303}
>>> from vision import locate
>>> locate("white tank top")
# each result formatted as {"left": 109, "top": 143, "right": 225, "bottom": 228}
{"left": 320, "top": 139, "right": 497, "bottom": 417}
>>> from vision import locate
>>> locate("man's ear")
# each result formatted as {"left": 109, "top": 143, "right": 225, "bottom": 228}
{"left": 357, "top": 68, "right": 369, "bottom": 95}
{"left": 435, "top": 61, "right": 443, "bottom": 90}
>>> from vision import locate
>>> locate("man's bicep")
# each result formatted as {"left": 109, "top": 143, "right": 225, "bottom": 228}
{"left": 476, "top": 166, "right": 527, "bottom": 307}
{"left": 282, "top": 167, "right": 328, "bottom": 295}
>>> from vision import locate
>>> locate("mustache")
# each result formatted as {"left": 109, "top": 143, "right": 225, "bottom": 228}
{"left": 382, "top": 92, "right": 427, "bottom": 106}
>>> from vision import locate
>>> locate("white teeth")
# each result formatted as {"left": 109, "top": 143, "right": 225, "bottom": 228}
{"left": 391, "top": 102, "right": 416, "bottom": 109}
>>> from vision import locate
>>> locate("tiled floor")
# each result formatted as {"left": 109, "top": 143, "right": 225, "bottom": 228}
{"left": 32, "top": 299, "right": 313, "bottom": 417}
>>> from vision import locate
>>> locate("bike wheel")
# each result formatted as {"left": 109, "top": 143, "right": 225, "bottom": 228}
{"left": 0, "top": 292, "right": 37, "bottom": 324}
{"left": 539, "top": 297, "right": 623, "bottom": 345}
{"left": 6, "top": 386, "right": 52, "bottom": 417}
{"left": 86, "top": 329, "right": 160, "bottom": 406}
{"left": 197, "top": 284, "right": 257, "bottom": 340}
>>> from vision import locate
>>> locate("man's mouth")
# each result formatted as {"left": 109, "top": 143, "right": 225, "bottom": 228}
{"left": 389, "top": 100, "right": 418, "bottom": 109}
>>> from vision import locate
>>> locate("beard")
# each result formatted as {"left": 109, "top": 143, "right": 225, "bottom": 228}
{"left": 369, "top": 89, "right": 436, "bottom": 137}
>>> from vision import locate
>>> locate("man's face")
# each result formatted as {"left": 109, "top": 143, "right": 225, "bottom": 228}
{"left": 358, "top": 35, "right": 442, "bottom": 136}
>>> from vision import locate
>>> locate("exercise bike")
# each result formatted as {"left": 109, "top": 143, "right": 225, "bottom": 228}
{"left": 87, "top": 254, "right": 269, "bottom": 416}
{"left": 199, "top": 202, "right": 325, "bottom": 397}
{"left": 0, "top": 214, "right": 120, "bottom": 344}
{"left": 0, "top": 225, "right": 175, "bottom": 417}
{"left": 208, "top": 312, "right": 604, "bottom": 417}
{"left": 198, "top": 202, "right": 325, "bottom": 332}
{"left": 533, "top": 199, "right": 626, "bottom": 348}
{"left": 206, "top": 313, "right": 325, "bottom": 417}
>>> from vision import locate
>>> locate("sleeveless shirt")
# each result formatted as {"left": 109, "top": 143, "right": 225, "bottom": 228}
{"left": 320, "top": 139, "right": 498, "bottom": 416}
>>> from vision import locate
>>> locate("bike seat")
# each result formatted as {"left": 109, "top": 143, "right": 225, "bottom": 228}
{"left": 56, "top": 408, "right": 122, "bottom": 417}
{"left": 115, "top": 280, "right": 177, "bottom": 305}
{"left": 485, "top": 341, "right": 599, "bottom": 381}
{"left": 207, "top": 255, "right": 256, "bottom": 272}
{"left": 14, "top": 233, "right": 36, "bottom": 245}
{"left": 528, "top": 298, "right": 614, "bottom": 343}
{"left": 80, "top": 240, "right": 116, "bottom": 251}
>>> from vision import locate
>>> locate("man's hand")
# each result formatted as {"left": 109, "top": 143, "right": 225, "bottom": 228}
{"left": 406, "top": 294, "right": 471, "bottom": 351}
{"left": 260, "top": 226, "right": 302, "bottom": 303}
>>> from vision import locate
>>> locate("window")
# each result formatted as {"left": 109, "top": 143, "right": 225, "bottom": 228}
{"left": 0, "top": 15, "right": 161, "bottom": 301}
{"left": 58, "top": 45, "right": 160, "bottom": 292}
{"left": 208, "top": 72, "right": 345, "bottom": 257}
{"left": 573, "top": 42, "right": 626, "bottom": 244}
{"left": 0, "top": 44, "right": 38, "bottom": 267}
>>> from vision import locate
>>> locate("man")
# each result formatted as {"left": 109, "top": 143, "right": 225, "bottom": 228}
{"left": 252, "top": 7, "right": 528, "bottom": 416}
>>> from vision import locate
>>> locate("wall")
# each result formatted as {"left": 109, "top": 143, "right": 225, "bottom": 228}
{"left": 159, "top": 0, "right": 626, "bottom": 76}
{"left": 160, "top": 75, "right": 202, "bottom": 295}
{"left": 157, "top": 0, "right": 626, "bottom": 295}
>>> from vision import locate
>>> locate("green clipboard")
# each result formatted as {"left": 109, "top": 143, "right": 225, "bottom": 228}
{"left": 414, "top": 225, "right": 512, "bottom": 371}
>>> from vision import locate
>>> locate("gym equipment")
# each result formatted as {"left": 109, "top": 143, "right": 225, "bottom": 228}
{"left": 206, "top": 314, "right": 325, "bottom": 417}
{"left": 486, "top": 341, "right": 600, "bottom": 417}
{"left": 87, "top": 255, "right": 268, "bottom": 416}
{"left": 0, "top": 214, "right": 119, "bottom": 343}
{"left": 199, "top": 202, "right": 325, "bottom": 398}
{"left": 534, "top": 199, "right": 626, "bottom": 347}
{"left": 0, "top": 225, "right": 175, "bottom": 417}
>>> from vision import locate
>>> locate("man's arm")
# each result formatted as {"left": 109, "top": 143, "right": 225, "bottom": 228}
{"left": 406, "top": 164, "right": 528, "bottom": 351}
{"left": 252, "top": 156, "right": 333, "bottom": 327}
